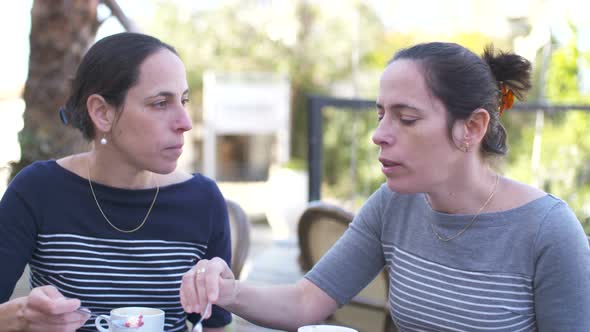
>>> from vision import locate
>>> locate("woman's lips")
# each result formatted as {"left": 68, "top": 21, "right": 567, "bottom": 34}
{"left": 165, "top": 144, "right": 183, "bottom": 156}
{"left": 379, "top": 158, "right": 402, "bottom": 175}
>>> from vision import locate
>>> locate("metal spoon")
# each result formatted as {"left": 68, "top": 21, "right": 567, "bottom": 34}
{"left": 192, "top": 302, "right": 211, "bottom": 332}
{"left": 75, "top": 307, "right": 97, "bottom": 319}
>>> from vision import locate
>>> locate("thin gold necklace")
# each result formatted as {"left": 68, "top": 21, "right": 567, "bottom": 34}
{"left": 87, "top": 161, "right": 159, "bottom": 233}
{"left": 429, "top": 174, "right": 499, "bottom": 242}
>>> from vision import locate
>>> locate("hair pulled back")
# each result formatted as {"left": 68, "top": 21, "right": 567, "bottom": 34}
{"left": 390, "top": 42, "right": 531, "bottom": 156}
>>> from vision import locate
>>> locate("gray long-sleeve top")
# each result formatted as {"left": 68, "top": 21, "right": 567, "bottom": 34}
{"left": 306, "top": 185, "right": 590, "bottom": 331}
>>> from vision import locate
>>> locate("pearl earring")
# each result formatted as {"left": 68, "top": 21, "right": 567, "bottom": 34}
{"left": 100, "top": 135, "right": 107, "bottom": 145}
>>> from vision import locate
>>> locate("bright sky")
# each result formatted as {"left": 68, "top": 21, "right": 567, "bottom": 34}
{"left": 0, "top": 0, "right": 146, "bottom": 93}
{"left": 1, "top": 0, "right": 587, "bottom": 94}
{"left": 1, "top": 0, "right": 32, "bottom": 92}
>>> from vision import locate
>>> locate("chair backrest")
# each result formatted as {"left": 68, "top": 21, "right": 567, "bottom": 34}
{"left": 226, "top": 199, "right": 251, "bottom": 279}
{"left": 298, "top": 201, "right": 355, "bottom": 270}
{"left": 298, "top": 201, "right": 395, "bottom": 332}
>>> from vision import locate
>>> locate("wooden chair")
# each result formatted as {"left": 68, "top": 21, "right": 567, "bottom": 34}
{"left": 298, "top": 201, "right": 396, "bottom": 332}
{"left": 226, "top": 199, "right": 251, "bottom": 280}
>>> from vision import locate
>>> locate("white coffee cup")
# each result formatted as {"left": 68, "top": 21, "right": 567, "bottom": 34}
{"left": 95, "top": 307, "right": 165, "bottom": 332}
{"left": 298, "top": 325, "right": 358, "bottom": 332}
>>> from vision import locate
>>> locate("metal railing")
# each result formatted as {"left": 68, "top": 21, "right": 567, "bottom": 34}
{"left": 307, "top": 94, "right": 590, "bottom": 201}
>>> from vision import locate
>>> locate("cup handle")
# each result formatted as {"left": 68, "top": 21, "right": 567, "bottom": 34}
{"left": 95, "top": 314, "right": 111, "bottom": 332}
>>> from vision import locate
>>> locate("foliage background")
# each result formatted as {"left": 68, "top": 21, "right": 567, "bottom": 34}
{"left": 6, "top": 0, "right": 588, "bottom": 231}
{"left": 136, "top": 0, "right": 590, "bottom": 231}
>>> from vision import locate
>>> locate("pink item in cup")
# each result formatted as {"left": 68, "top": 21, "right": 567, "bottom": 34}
{"left": 124, "top": 315, "right": 144, "bottom": 328}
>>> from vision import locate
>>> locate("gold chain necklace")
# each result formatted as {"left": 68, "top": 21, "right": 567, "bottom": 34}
{"left": 429, "top": 175, "right": 499, "bottom": 242}
{"left": 87, "top": 161, "right": 159, "bottom": 233}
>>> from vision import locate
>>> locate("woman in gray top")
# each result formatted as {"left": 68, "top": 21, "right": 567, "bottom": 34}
{"left": 180, "top": 42, "right": 590, "bottom": 331}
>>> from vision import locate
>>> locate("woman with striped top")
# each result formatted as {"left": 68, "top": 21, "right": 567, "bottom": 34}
{"left": 181, "top": 42, "right": 590, "bottom": 331}
{"left": 0, "top": 33, "right": 231, "bottom": 331}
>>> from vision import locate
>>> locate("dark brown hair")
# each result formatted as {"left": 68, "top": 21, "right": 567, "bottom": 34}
{"left": 390, "top": 42, "right": 531, "bottom": 156}
{"left": 62, "top": 32, "right": 178, "bottom": 140}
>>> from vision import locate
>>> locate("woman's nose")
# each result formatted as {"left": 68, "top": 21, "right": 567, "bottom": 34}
{"left": 372, "top": 120, "right": 394, "bottom": 146}
{"left": 175, "top": 107, "right": 193, "bottom": 132}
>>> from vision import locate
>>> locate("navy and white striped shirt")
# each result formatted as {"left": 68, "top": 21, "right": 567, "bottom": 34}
{"left": 0, "top": 160, "right": 232, "bottom": 331}
{"left": 306, "top": 184, "right": 590, "bottom": 331}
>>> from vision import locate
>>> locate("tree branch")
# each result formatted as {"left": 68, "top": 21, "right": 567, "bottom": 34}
{"left": 100, "top": 0, "right": 141, "bottom": 32}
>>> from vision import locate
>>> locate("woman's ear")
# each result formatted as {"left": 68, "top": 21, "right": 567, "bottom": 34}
{"left": 451, "top": 108, "right": 491, "bottom": 152}
{"left": 87, "top": 94, "right": 115, "bottom": 133}
{"left": 463, "top": 108, "right": 490, "bottom": 146}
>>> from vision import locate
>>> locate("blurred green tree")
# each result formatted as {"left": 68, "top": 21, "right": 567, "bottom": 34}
{"left": 145, "top": 0, "right": 384, "bottom": 171}
{"left": 146, "top": 2, "right": 590, "bottom": 222}
{"left": 505, "top": 22, "right": 590, "bottom": 230}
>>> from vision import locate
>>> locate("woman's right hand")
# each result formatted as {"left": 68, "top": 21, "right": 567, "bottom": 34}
{"left": 180, "top": 257, "right": 239, "bottom": 318}
{"left": 20, "top": 285, "right": 89, "bottom": 331}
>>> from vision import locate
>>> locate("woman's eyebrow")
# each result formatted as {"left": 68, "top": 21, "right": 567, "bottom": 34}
{"left": 376, "top": 102, "right": 423, "bottom": 113}
{"left": 145, "top": 89, "right": 190, "bottom": 100}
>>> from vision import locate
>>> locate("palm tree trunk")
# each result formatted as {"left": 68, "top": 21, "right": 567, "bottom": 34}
{"left": 10, "top": 0, "right": 100, "bottom": 178}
